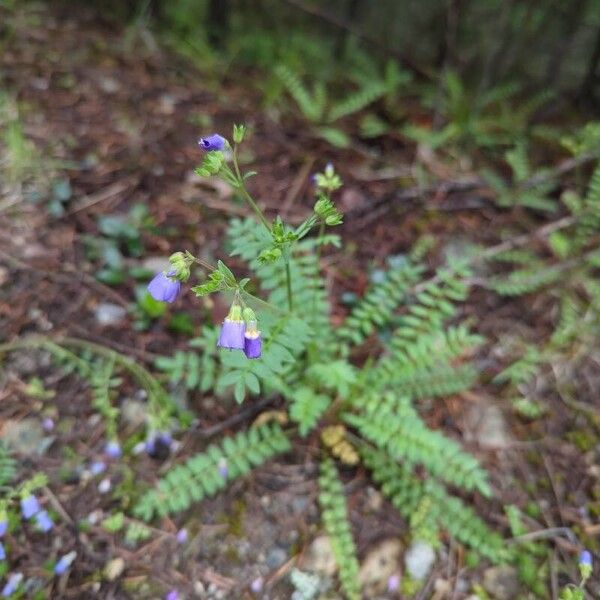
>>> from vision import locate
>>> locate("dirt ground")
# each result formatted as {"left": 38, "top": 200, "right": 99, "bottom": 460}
{"left": 1, "top": 3, "right": 599, "bottom": 599}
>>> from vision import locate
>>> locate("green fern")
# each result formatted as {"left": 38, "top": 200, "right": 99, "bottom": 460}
{"left": 134, "top": 423, "right": 291, "bottom": 521}
{"left": 275, "top": 65, "right": 324, "bottom": 122}
{"left": 487, "top": 265, "right": 561, "bottom": 296}
{"left": 0, "top": 443, "right": 16, "bottom": 488}
{"left": 346, "top": 393, "right": 490, "bottom": 496}
{"left": 337, "top": 257, "right": 424, "bottom": 344}
{"left": 327, "top": 81, "right": 387, "bottom": 123}
{"left": 318, "top": 458, "right": 361, "bottom": 600}
{"left": 155, "top": 327, "right": 219, "bottom": 392}
{"left": 362, "top": 447, "right": 507, "bottom": 562}
{"left": 289, "top": 387, "right": 330, "bottom": 436}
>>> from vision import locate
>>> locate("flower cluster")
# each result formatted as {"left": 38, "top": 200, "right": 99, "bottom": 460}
{"left": 218, "top": 304, "right": 262, "bottom": 359}
{"left": 20, "top": 495, "right": 53, "bottom": 532}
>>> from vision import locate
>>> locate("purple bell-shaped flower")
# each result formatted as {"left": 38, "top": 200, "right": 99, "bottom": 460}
{"left": 20, "top": 495, "right": 40, "bottom": 520}
{"left": 243, "top": 320, "right": 262, "bottom": 359}
{"left": 148, "top": 270, "right": 181, "bottom": 303}
{"left": 218, "top": 304, "right": 246, "bottom": 350}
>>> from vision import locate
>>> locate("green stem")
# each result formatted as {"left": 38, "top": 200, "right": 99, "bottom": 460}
{"left": 232, "top": 146, "right": 271, "bottom": 232}
{"left": 285, "top": 257, "right": 294, "bottom": 312}
{"left": 312, "top": 220, "right": 326, "bottom": 313}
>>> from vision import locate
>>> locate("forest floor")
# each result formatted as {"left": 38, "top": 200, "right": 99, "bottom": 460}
{"left": 0, "top": 3, "right": 599, "bottom": 600}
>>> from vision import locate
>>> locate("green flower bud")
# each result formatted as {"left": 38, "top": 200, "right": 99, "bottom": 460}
{"left": 242, "top": 307, "right": 257, "bottom": 323}
{"left": 168, "top": 251, "right": 192, "bottom": 282}
{"left": 233, "top": 124, "right": 246, "bottom": 144}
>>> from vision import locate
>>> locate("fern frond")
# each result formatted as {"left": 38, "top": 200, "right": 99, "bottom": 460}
{"left": 337, "top": 258, "right": 424, "bottom": 345}
{"left": 327, "top": 81, "right": 386, "bottom": 123}
{"left": 155, "top": 327, "right": 219, "bottom": 392}
{"left": 318, "top": 458, "right": 361, "bottom": 600}
{"left": 346, "top": 393, "right": 490, "bottom": 496}
{"left": 134, "top": 423, "right": 291, "bottom": 521}
{"left": 362, "top": 447, "right": 507, "bottom": 562}
{"left": 0, "top": 442, "right": 16, "bottom": 488}
{"left": 372, "top": 323, "right": 483, "bottom": 397}
{"left": 289, "top": 386, "right": 330, "bottom": 437}
{"left": 487, "top": 265, "right": 561, "bottom": 296}
{"left": 275, "top": 65, "right": 324, "bottom": 122}
{"left": 493, "top": 345, "right": 542, "bottom": 386}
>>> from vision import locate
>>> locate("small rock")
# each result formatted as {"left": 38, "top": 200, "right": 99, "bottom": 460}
{"left": 104, "top": 557, "right": 125, "bottom": 581}
{"left": 483, "top": 566, "right": 520, "bottom": 600}
{"left": 303, "top": 536, "right": 337, "bottom": 577}
{"left": 95, "top": 303, "right": 127, "bottom": 326}
{"left": 464, "top": 402, "right": 512, "bottom": 449}
{"left": 404, "top": 541, "right": 435, "bottom": 581}
{"left": 359, "top": 539, "right": 402, "bottom": 594}
{"left": 1, "top": 418, "right": 51, "bottom": 455}
{"left": 99, "top": 77, "right": 120, "bottom": 94}
{"left": 120, "top": 399, "right": 147, "bottom": 428}
{"left": 366, "top": 486, "right": 384, "bottom": 512}
{"left": 266, "top": 546, "right": 287, "bottom": 570}
{"left": 291, "top": 496, "right": 309, "bottom": 514}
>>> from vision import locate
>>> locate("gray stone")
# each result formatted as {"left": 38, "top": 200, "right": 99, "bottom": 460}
{"left": 95, "top": 303, "right": 127, "bottom": 326}
{"left": 483, "top": 566, "right": 520, "bottom": 600}
{"left": 120, "top": 399, "right": 147, "bottom": 428}
{"left": 303, "top": 535, "right": 337, "bottom": 577}
{"left": 464, "top": 402, "right": 512, "bottom": 448}
{"left": 404, "top": 540, "right": 436, "bottom": 581}
{"left": 1, "top": 418, "right": 52, "bottom": 455}
{"left": 265, "top": 546, "right": 287, "bottom": 570}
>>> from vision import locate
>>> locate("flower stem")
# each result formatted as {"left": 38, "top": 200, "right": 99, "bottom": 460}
{"left": 284, "top": 257, "right": 294, "bottom": 312}
{"left": 232, "top": 146, "right": 271, "bottom": 232}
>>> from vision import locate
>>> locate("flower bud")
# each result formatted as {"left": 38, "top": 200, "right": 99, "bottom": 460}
{"left": 198, "top": 134, "right": 227, "bottom": 151}
{"left": 579, "top": 550, "right": 593, "bottom": 580}
{"left": 233, "top": 124, "right": 246, "bottom": 144}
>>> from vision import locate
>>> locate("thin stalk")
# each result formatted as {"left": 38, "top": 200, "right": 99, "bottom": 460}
{"left": 284, "top": 257, "right": 294, "bottom": 312}
{"left": 312, "top": 220, "right": 326, "bottom": 313}
{"left": 232, "top": 146, "right": 271, "bottom": 232}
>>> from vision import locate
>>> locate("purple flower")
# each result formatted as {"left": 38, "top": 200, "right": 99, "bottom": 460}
{"left": 104, "top": 440, "right": 122, "bottom": 459}
{"left": 0, "top": 521, "right": 7, "bottom": 537}
{"left": 146, "top": 432, "right": 173, "bottom": 459}
{"left": 148, "top": 271, "right": 181, "bottom": 303}
{"left": 244, "top": 334, "right": 262, "bottom": 359}
{"left": 42, "top": 417, "right": 54, "bottom": 432}
{"left": 218, "top": 319, "right": 245, "bottom": 350}
{"left": 250, "top": 577, "right": 263, "bottom": 593}
{"left": 0, "top": 542, "right": 5, "bottom": 561}
{"left": 198, "top": 134, "right": 226, "bottom": 151}
{"left": 176, "top": 528, "right": 188, "bottom": 544}
{"left": 165, "top": 590, "right": 180, "bottom": 600}
{"left": 243, "top": 320, "right": 262, "bottom": 359}
{"left": 217, "top": 457, "right": 228, "bottom": 479}
{"left": 387, "top": 573, "right": 400, "bottom": 592}
{"left": 34, "top": 510, "right": 53, "bottom": 532}
{"left": 54, "top": 551, "right": 76, "bottom": 575}
{"left": 1, "top": 573, "right": 22, "bottom": 598}
{"left": 90, "top": 461, "right": 107, "bottom": 476}
{"left": 580, "top": 550, "right": 593, "bottom": 567}
{"left": 20, "top": 495, "right": 40, "bottom": 519}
